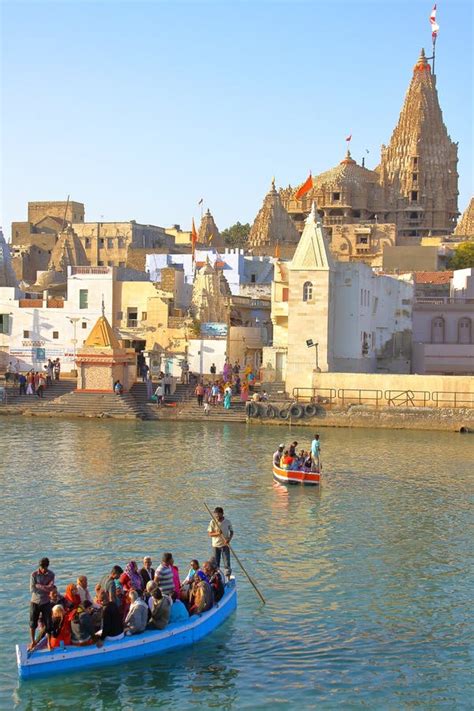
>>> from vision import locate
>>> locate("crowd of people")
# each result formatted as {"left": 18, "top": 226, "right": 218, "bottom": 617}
{"left": 273, "top": 434, "right": 321, "bottom": 472}
{"left": 28, "top": 507, "right": 234, "bottom": 653}
{"left": 4, "top": 358, "right": 61, "bottom": 398}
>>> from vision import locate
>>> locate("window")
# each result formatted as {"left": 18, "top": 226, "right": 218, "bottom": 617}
{"left": 82, "top": 322, "right": 87, "bottom": 329}
{"left": 409, "top": 212, "right": 418, "bottom": 219}
{"left": 412, "top": 173, "right": 418, "bottom": 182}
{"left": 303, "top": 281, "right": 313, "bottom": 302}
{"left": 53, "top": 331, "right": 59, "bottom": 339}
{"left": 412, "top": 157, "right": 418, "bottom": 166}
{"left": 107, "top": 238, "right": 114, "bottom": 249}
{"left": 141, "top": 312, "right": 147, "bottom": 321}
{"left": 356, "top": 235, "right": 368, "bottom": 244}
{"left": 23, "top": 330, "right": 30, "bottom": 338}
{"left": 360, "top": 289, "right": 363, "bottom": 306}
{"left": 99, "top": 238, "right": 104, "bottom": 247}
{"left": 85, "top": 237, "right": 91, "bottom": 247}
{"left": 98, "top": 260, "right": 104, "bottom": 266}
{"left": 118, "top": 238, "right": 125, "bottom": 248}
{"left": 118, "top": 261, "right": 126, "bottom": 267}
{"left": 107, "top": 260, "right": 114, "bottom": 266}
{"left": 411, "top": 191, "right": 418, "bottom": 202}
{"left": 79, "top": 289, "right": 88, "bottom": 309}
{"left": 282, "top": 288, "right": 289, "bottom": 302}
{"left": 332, "top": 192, "right": 340, "bottom": 201}
{"left": 372, "top": 297, "right": 378, "bottom": 314}
{"left": 431, "top": 317, "right": 445, "bottom": 344}
{"left": 127, "top": 308, "right": 138, "bottom": 327}
{"left": 458, "top": 317, "right": 472, "bottom": 344}
{"left": 0, "top": 314, "right": 10, "bottom": 334}
{"left": 250, "top": 274, "right": 256, "bottom": 283}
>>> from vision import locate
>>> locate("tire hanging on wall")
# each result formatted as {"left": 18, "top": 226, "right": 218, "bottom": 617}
{"left": 279, "top": 408, "right": 290, "bottom": 420}
{"left": 304, "top": 404, "right": 317, "bottom": 418}
{"left": 265, "top": 404, "right": 277, "bottom": 419}
{"left": 289, "top": 404, "right": 304, "bottom": 418}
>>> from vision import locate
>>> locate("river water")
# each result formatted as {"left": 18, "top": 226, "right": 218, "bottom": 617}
{"left": 0, "top": 418, "right": 472, "bottom": 709}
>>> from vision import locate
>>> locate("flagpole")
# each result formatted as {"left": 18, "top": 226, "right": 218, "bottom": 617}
{"left": 432, "top": 34, "right": 436, "bottom": 75}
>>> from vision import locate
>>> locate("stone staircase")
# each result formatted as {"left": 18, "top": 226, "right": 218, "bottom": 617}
{"left": 37, "top": 391, "right": 145, "bottom": 419}
{"left": 1, "top": 378, "right": 76, "bottom": 410}
{"left": 259, "top": 381, "right": 289, "bottom": 400}
{"left": 174, "top": 399, "right": 248, "bottom": 422}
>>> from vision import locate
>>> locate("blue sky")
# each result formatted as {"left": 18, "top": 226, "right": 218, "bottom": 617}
{"left": 1, "top": 0, "right": 472, "bottom": 237}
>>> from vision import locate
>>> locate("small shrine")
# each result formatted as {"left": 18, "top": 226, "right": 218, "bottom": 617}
{"left": 76, "top": 314, "right": 136, "bottom": 392}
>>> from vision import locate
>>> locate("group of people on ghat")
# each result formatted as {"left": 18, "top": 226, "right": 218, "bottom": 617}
{"left": 273, "top": 434, "right": 321, "bottom": 472}
{"left": 4, "top": 358, "right": 61, "bottom": 398}
{"left": 28, "top": 507, "right": 234, "bottom": 653}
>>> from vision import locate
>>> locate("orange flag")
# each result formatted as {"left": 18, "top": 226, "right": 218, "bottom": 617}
{"left": 191, "top": 218, "right": 198, "bottom": 261}
{"left": 295, "top": 173, "right": 313, "bottom": 200}
{"left": 274, "top": 241, "right": 281, "bottom": 259}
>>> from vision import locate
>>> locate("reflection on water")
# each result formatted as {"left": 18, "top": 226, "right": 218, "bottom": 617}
{"left": 0, "top": 418, "right": 472, "bottom": 710}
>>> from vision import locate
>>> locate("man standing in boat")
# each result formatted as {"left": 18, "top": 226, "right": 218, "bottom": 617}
{"left": 208, "top": 507, "right": 234, "bottom": 580}
{"left": 29, "top": 557, "right": 55, "bottom": 651}
{"left": 311, "top": 433, "right": 321, "bottom": 470}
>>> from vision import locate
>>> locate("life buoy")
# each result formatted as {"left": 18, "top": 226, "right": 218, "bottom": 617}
{"left": 279, "top": 408, "right": 290, "bottom": 420}
{"left": 304, "top": 404, "right": 317, "bottom": 418}
{"left": 289, "top": 404, "right": 304, "bottom": 418}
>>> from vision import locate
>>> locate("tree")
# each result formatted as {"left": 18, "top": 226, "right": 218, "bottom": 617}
{"left": 221, "top": 222, "right": 251, "bottom": 248}
{"left": 447, "top": 242, "right": 474, "bottom": 270}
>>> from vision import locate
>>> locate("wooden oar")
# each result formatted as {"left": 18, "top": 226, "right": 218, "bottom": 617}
{"left": 204, "top": 502, "right": 266, "bottom": 605}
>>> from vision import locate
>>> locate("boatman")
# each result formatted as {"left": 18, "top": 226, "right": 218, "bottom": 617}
{"left": 208, "top": 507, "right": 234, "bottom": 580}
{"left": 29, "top": 557, "right": 55, "bottom": 651}
{"left": 311, "top": 433, "right": 321, "bottom": 470}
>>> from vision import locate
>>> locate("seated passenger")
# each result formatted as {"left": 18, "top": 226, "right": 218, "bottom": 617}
{"left": 48, "top": 604, "right": 72, "bottom": 650}
{"left": 76, "top": 576, "right": 92, "bottom": 604}
{"left": 304, "top": 453, "right": 313, "bottom": 471}
{"left": 203, "top": 561, "right": 225, "bottom": 603}
{"left": 70, "top": 601, "right": 101, "bottom": 646}
{"left": 273, "top": 445, "right": 284, "bottom": 467}
{"left": 64, "top": 583, "right": 81, "bottom": 610}
{"left": 139, "top": 557, "right": 155, "bottom": 590}
{"left": 124, "top": 591, "right": 148, "bottom": 636}
{"left": 297, "top": 450, "right": 306, "bottom": 469}
{"left": 169, "top": 598, "right": 189, "bottom": 623}
{"left": 280, "top": 450, "right": 293, "bottom": 470}
{"left": 98, "top": 590, "right": 124, "bottom": 641}
{"left": 49, "top": 586, "right": 67, "bottom": 609}
{"left": 189, "top": 572, "right": 214, "bottom": 615}
{"left": 148, "top": 587, "right": 171, "bottom": 630}
{"left": 289, "top": 456, "right": 300, "bottom": 471}
{"left": 120, "top": 561, "right": 144, "bottom": 593}
{"left": 181, "top": 559, "right": 200, "bottom": 587}
{"left": 155, "top": 553, "right": 177, "bottom": 598}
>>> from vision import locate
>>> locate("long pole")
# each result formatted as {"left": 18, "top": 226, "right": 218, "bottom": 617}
{"left": 432, "top": 35, "right": 437, "bottom": 75}
{"left": 204, "top": 502, "right": 266, "bottom": 605}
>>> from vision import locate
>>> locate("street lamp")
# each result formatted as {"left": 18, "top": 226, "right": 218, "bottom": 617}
{"left": 306, "top": 339, "right": 320, "bottom": 372}
{"left": 69, "top": 317, "right": 81, "bottom": 376}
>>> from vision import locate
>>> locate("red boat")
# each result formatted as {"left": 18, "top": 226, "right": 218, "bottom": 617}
{"left": 272, "top": 463, "right": 321, "bottom": 486}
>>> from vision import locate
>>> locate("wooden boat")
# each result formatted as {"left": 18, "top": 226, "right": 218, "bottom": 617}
{"left": 273, "top": 463, "right": 321, "bottom": 486}
{"left": 17, "top": 578, "right": 237, "bottom": 680}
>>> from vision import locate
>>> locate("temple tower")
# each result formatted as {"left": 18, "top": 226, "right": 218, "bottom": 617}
{"left": 454, "top": 198, "right": 474, "bottom": 238}
{"left": 198, "top": 209, "right": 225, "bottom": 252}
{"left": 248, "top": 179, "right": 300, "bottom": 254}
{"left": 191, "top": 259, "right": 228, "bottom": 323}
{"left": 378, "top": 49, "right": 458, "bottom": 240}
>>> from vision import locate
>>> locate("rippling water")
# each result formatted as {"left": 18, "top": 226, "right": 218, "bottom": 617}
{"left": 0, "top": 418, "right": 472, "bottom": 709}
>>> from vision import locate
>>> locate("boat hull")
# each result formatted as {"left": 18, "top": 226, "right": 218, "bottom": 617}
{"left": 273, "top": 464, "right": 321, "bottom": 486}
{"left": 17, "top": 579, "right": 237, "bottom": 680}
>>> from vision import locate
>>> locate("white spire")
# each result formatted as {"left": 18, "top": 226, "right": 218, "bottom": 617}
{"left": 290, "top": 201, "right": 334, "bottom": 271}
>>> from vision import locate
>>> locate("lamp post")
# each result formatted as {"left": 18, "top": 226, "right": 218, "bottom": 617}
{"left": 69, "top": 317, "right": 81, "bottom": 376}
{"left": 306, "top": 339, "right": 320, "bottom": 372}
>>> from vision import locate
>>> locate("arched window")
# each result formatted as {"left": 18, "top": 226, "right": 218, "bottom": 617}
{"left": 303, "top": 281, "right": 313, "bottom": 302}
{"left": 431, "top": 316, "right": 445, "bottom": 344}
{"left": 458, "top": 317, "right": 472, "bottom": 344}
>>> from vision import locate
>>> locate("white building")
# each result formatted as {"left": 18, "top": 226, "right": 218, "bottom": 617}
{"left": 262, "top": 204, "right": 414, "bottom": 393}
{"left": 0, "top": 266, "right": 149, "bottom": 371}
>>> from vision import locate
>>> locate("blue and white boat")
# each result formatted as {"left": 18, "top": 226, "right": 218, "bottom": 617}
{"left": 17, "top": 578, "right": 237, "bottom": 680}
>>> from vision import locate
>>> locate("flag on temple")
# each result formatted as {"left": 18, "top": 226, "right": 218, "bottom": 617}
{"left": 198, "top": 198, "right": 203, "bottom": 205}
{"left": 295, "top": 173, "right": 313, "bottom": 200}
{"left": 274, "top": 242, "right": 281, "bottom": 259}
{"left": 191, "top": 218, "right": 198, "bottom": 261}
{"left": 346, "top": 134, "right": 352, "bottom": 142}
{"left": 430, "top": 4, "right": 439, "bottom": 38}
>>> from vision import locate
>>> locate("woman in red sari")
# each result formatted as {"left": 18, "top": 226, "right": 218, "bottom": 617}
{"left": 64, "top": 583, "right": 81, "bottom": 610}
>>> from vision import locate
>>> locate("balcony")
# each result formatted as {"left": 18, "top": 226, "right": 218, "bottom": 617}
{"left": 272, "top": 301, "right": 288, "bottom": 318}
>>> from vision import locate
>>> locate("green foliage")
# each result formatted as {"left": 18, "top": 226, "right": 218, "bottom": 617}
{"left": 447, "top": 242, "right": 474, "bottom": 270}
{"left": 221, "top": 222, "right": 251, "bottom": 248}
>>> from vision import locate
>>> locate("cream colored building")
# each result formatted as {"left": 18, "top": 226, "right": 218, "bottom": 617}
{"left": 262, "top": 204, "right": 413, "bottom": 394}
